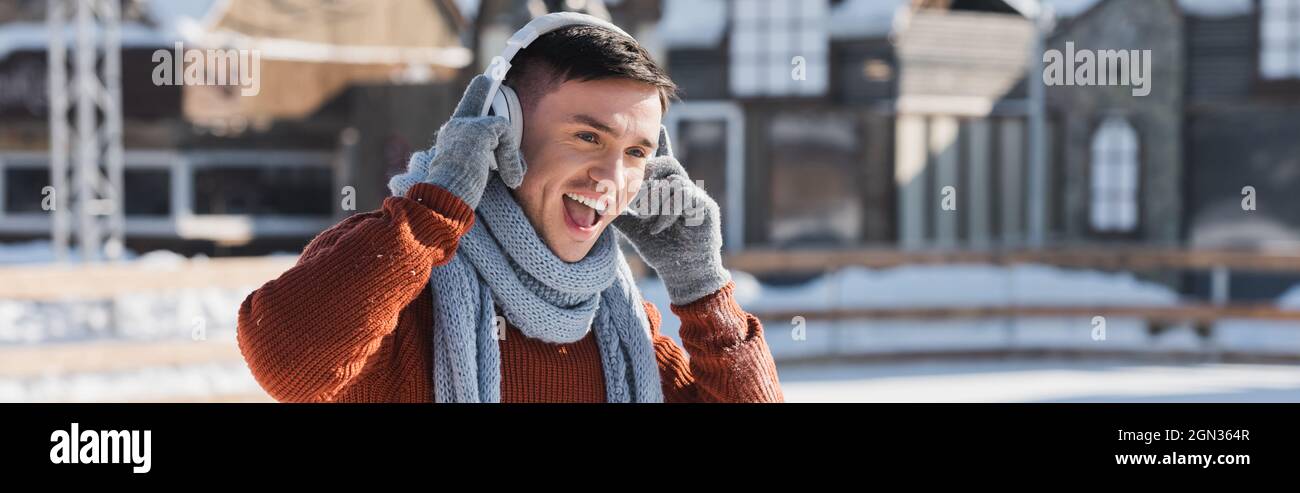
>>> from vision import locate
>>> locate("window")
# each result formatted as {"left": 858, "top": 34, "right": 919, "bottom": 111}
{"left": 1089, "top": 116, "right": 1139, "bottom": 233}
{"left": 676, "top": 120, "right": 730, "bottom": 231}
{"left": 194, "top": 167, "right": 332, "bottom": 215}
{"left": 667, "top": 102, "right": 747, "bottom": 250}
{"left": 767, "top": 111, "right": 862, "bottom": 245}
{"left": 1261, "top": 0, "right": 1300, "bottom": 79}
{"left": 124, "top": 169, "right": 170, "bottom": 216}
{"left": 3, "top": 160, "right": 172, "bottom": 216}
{"left": 729, "top": 0, "right": 829, "bottom": 97}
{"left": 3, "top": 168, "right": 48, "bottom": 213}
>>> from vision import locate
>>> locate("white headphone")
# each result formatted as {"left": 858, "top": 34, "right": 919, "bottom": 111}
{"left": 479, "top": 12, "right": 670, "bottom": 156}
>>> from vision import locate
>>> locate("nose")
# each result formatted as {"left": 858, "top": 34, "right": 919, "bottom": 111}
{"left": 588, "top": 151, "right": 627, "bottom": 197}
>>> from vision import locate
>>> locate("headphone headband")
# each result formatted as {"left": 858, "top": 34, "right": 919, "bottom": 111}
{"left": 479, "top": 12, "right": 635, "bottom": 117}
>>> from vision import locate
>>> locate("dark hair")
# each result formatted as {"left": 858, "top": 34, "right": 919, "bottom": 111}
{"left": 504, "top": 24, "right": 678, "bottom": 114}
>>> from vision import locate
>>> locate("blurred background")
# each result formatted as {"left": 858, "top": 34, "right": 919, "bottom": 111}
{"left": 3, "top": 0, "right": 1300, "bottom": 402}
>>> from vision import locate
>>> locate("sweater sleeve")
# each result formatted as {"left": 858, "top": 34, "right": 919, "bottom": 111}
{"left": 237, "top": 183, "right": 474, "bottom": 402}
{"left": 649, "top": 282, "right": 785, "bottom": 403}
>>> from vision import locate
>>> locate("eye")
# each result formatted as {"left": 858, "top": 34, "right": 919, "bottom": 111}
{"left": 627, "top": 148, "right": 647, "bottom": 159}
{"left": 576, "top": 132, "right": 598, "bottom": 144}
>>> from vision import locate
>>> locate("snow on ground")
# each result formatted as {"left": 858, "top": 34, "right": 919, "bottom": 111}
{"left": 0, "top": 241, "right": 57, "bottom": 264}
{"left": 0, "top": 284, "right": 253, "bottom": 344}
{"left": 3, "top": 240, "right": 1300, "bottom": 402}
{"left": 779, "top": 359, "right": 1300, "bottom": 403}
{"left": 639, "top": 263, "right": 1300, "bottom": 359}
{"left": 640, "top": 263, "right": 1179, "bottom": 316}
{"left": 0, "top": 240, "right": 139, "bottom": 264}
{"left": 0, "top": 242, "right": 287, "bottom": 344}
{"left": 9, "top": 356, "right": 1300, "bottom": 403}
{"left": 0, "top": 361, "right": 267, "bottom": 403}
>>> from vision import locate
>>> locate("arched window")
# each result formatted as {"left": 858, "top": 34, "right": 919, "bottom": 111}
{"left": 1089, "top": 116, "right": 1139, "bottom": 233}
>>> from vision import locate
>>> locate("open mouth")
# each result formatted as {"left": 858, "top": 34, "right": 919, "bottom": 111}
{"left": 562, "top": 192, "right": 607, "bottom": 235}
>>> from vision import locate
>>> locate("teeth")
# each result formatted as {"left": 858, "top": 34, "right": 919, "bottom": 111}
{"left": 564, "top": 192, "right": 607, "bottom": 212}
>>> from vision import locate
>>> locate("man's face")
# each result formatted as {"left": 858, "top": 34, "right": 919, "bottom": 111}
{"left": 512, "top": 78, "right": 662, "bottom": 262}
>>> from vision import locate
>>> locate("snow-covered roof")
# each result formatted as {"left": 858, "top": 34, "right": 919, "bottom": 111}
{"left": 0, "top": 22, "right": 174, "bottom": 61}
{"left": 142, "top": 0, "right": 223, "bottom": 40}
{"left": 662, "top": 0, "right": 894, "bottom": 46}
{"left": 658, "top": 0, "right": 727, "bottom": 49}
{"left": 1001, "top": 0, "right": 1044, "bottom": 18}
{"left": 1176, "top": 0, "right": 1253, "bottom": 17}
{"left": 829, "top": 0, "right": 911, "bottom": 40}
{"left": 1, "top": 0, "right": 469, "bottom": 67}
{"left": 1040, "top": 0, "right": 1100, "bottom": 18}
{"left": 1043, "top": 0, "right": 1254, "bottom": 19}
{"left": 822, "top": 0, "right": 1256, "bottom": 43}
{"left": 0, "top": 0, "right": 219, "bottom": 61}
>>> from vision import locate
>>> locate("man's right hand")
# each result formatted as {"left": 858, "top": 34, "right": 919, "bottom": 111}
{"left": 387, "top": 74, "right": 526, "bottom": 207}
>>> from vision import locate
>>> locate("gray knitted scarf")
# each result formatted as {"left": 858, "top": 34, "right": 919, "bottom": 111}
{"left": 424, "top": 176, "right": 663, "bottom": 403}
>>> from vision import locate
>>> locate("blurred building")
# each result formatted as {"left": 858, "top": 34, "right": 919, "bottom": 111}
{"left": 0, "top": 0, "right": 471, "bottom": 254}
{"left": 1043, "top": 0, "right": 1300, "bottom": 257}
{"left": 626, "top": 0, "right": 1299, "bottom": 256}
{"left": 1043, "top": 0, "right": 1184, "bottom": 248}
{"left": 3, "top": 0, "right": 1298, "bottom": 260}
{"left": 640, "top": 0, "right": 1046, "bottom": 250}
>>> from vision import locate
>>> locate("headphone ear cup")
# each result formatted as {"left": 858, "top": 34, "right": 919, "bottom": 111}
{"left": 495, "top": 85, "right": 524, "bottom": 147}
{"left": 485, "top": 85, "right": 525, "bottom": 173}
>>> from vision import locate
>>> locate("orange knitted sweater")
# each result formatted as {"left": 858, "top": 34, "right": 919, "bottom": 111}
{"left": 236, "top": 183, "right": 784, "bottom": 403}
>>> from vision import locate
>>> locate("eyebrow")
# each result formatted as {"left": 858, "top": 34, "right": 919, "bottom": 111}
{"left": 568, "top": 113, "right": 656, "bottom": 149}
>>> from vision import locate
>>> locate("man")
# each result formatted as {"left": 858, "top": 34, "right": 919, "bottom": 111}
{"left": 236, "top": 21, "right": 783, "bottom": 403}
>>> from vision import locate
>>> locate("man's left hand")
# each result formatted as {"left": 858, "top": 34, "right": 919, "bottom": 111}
{"left": 613, "top": 155, "right": 730, "bottom": 306}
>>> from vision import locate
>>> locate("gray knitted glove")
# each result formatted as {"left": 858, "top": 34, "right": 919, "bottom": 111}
{"left": 613, "top": 154, "right": 731, "bottom": 305}
{"left": 387, "top": 74, "right": 525, "bottom": 207}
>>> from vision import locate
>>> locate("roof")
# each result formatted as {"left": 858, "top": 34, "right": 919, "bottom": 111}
{"left": 1044, "top": 0, "right": 1253, "bottom": 18}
